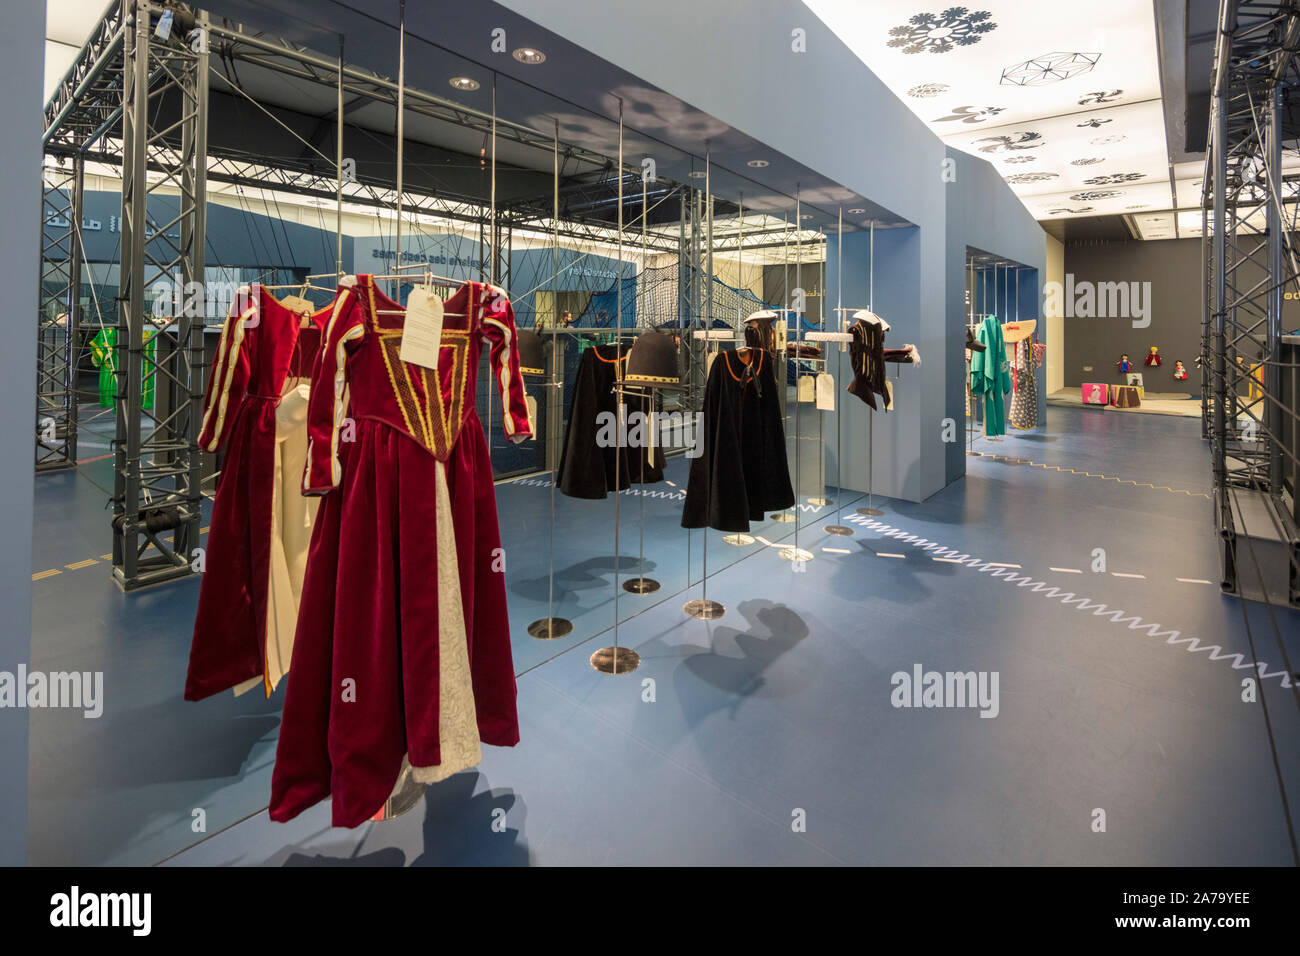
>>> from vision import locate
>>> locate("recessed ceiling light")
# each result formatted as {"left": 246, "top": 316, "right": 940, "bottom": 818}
{"left": 747, "top": 159, "right": 769, "bottom": 168}
{"left": 688, "top": 170, "right": 707, "bottom": 179}
{"left": 799, "top": 213, "right": 812, "bottom": 220}
{"left": 512, "top": 47, "right": 546, "bottom": 65}
{"left": 449, "top": 76, "right": 480, "bottom": 91}
{"left": 848, "top": 208, "right": 866, "bottom": 214}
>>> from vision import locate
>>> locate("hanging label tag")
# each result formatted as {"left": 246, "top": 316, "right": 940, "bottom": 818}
{"left": 399, "top": 285, "right": 445, "bottom": 369}
{"left": 884, "top": 380, "right": 895, "bottom": 412}
{"left": 815, "top": 372, "right": 835, "bottom": 411}
{"left": 278, "top": 294, "right": 314, "bottom": 318}
{"left": 798, "top": 374, "right": 816, "bottom": 403}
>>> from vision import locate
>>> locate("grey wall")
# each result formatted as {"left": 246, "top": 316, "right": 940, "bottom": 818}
{"left": 1062, "top": 238, "right": 1203, "bottom": 395}
{"left": 2, "top": 0, "right": 43, "bottom": 866}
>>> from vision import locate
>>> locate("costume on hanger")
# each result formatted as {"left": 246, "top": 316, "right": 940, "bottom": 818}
{"left": 1008, "top": 338, "right": 1037, "bottom": 430}
{"left": 184, "top": 287, "right": 328, "bottom": 701}
{"left": 682, "top": 346, "right": 794, "bottom": 532}
{"left": 88, "top": 327, "right": 156, "bottom": 410}
{"left": 965, "top": 327, "right": 985, "bottom": 420}
{"left": 846, "top": 318, "right": 888, "bottom": 410}
{"left": 970, "top": 315, "right": 1012, "bottom": 436}
{"left": 556, "top": 343, "right": 665, "bottom": 498}
{"left": 270, "top": 276, "right": 531, "bottom": 828}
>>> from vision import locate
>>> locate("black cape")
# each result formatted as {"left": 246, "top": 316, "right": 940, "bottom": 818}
{"left": 557, "top": 344, "right": 665, "bottom": 499}
{"left": 681, "top": 347, "right": 794, "bottom": 532}
{"left": 847, "top": 318, "right": 887, "bottom": 410}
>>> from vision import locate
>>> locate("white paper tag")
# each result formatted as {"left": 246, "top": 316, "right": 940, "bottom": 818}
{"left": 798, "top": 374, "right": 815, "bottom": 403}
{"left": 399, "top": 285, "right": 445, "bottom": 369}
{"left": 815, "top": 372, "right": 835, "bottom": 411}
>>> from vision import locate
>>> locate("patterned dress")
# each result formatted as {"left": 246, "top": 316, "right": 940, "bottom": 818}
{"left": 1008, "top": 340, "right": 1037, "bottom": 430}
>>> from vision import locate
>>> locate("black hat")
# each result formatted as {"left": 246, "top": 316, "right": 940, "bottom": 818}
{"left": 516, "top": 329, "right": 545, "bottom": 377}
{"left": 624, "top": 331, "right": 679, "bottom": 385}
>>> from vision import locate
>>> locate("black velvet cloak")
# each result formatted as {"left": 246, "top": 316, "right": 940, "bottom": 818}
{"left": 681, "top": 347, "right": 794, "bottom": 532}
{"left": 557, "top": 344, "right": 665, "bottom": 499}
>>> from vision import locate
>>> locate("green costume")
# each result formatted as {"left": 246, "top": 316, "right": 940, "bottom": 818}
{"left": 969, "top": 315, "right": 1011, "bottom": 437}
{"left": 88, "top": 328, "right": 156, "bottom": 411}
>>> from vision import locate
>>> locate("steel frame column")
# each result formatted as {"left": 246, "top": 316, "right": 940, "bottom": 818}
{"left": 36, "top": 155, "right": 84, "bottom": 471}
{"left": 1203, "top": 0, "right": 1300, "bottom": 606}
{"left": 112, "top": 1, "right": 208, "bottom": 590}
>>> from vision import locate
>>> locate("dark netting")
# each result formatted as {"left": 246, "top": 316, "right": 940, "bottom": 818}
{"left": 570, "top": 261, "right": 773, "bottom": 329}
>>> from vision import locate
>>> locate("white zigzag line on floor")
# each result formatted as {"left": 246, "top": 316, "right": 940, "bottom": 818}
{"left": 843, "top": 513, "right": 1293, "bottom": 688}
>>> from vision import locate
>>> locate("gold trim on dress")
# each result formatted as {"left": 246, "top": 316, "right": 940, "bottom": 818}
{"left": 203, "top": 305, "right": 257, "bottom": 452}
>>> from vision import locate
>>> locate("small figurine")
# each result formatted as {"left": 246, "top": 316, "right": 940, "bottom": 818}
{"left": 1173, "top": 360, "right": 1188, "bottom": 381}
{"left": 1116, "top": 353, "right": 1132, "bottom": 374}
{"left": 1144, "top": 345, "right": 1162, "bottom": 367}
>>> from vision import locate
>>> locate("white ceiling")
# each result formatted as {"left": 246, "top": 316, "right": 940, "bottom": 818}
{"left": 44, "top": 0, "right": 112, "bottom": 100}
{"left": 804, "top": 0, "right": 1189, "bottom": 232}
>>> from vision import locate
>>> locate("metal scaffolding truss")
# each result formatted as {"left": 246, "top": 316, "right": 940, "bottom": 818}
{"left": 1203, "top": 0, "right": 1300, "bottom": 607}
{"left": 110, "top": 2, "right": 210, "bottom": 590}
{"left": 37, "top": 157, "right": 84, "bottom": 471}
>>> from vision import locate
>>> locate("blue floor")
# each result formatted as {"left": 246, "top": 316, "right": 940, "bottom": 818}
{"left": 27, "top": 405, "right": 1300, "bottom": 865}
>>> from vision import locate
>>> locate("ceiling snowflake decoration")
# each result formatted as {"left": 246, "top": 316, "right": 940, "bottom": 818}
{"left": 1090, "top": 134, "right": 1126, "bottom": 145}
{"left": 1070, "top": 158, "right": 1105, "bottom": 166}
{"left": 933, "top": 105, "right": 1006, "bottom": 124}
{"left": 975, "top": 131, "right": 1044, "bottom": 153}
{"left": 1004, "top": 156, "right": 1037, "bottom": 164}
{"left": 887, "top": 8, "right": 997, "bottom": 55}
{"left": 1069, "top": 190, "right": 1121, "bottom": 201}
{"left": 907, "top": 82, "right": 950, "bottom": 98}
{"left": 1048, "top": 207, "right": 1094, "bottom": 214}
{"left": 1077, "top": 90, "right": 1123, "bottom": 105}
{"left": 1082, "top": 172, "right": 1146, "bottom": 185}
{"left": 1076, "top": 117, "right": 1112, "bottom": 128}
{"left": 1004, "top": 172, "right": 1060, "bottom": 184}
{"left": 1001, "top": 52, "right": 1100, "bottom": 86}
{"left": 1125, "top": 204, "right": 1150, "bottom": 210}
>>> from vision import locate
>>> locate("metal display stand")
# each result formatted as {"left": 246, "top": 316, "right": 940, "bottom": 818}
{"left": 682, "top": 322, "right": 734, "bottom": 622}
{"left": 592, "top": 100, "right": 643, "bottom": 672}
{"left": 527, "top": 118, "right": 573, "bottom": 641}
{"left": 855, "top": 221, "right": 884, "bottom": 517}
{"left": 817, "top": 209, "right": 854, "bottom": 536}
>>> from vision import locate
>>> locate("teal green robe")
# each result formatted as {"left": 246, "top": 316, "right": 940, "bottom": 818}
{"left": 969, "top": 315, "right": 1012, "bottom": 437}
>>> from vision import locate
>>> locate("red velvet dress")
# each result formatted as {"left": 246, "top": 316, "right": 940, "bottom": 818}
{"left": 269, "top": 275, "right": 532, "bottom": 828}
{"left": 185, "top": 287, "right": 327, "bottom": 701}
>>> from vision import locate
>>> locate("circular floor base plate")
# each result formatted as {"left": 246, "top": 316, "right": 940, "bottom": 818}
{"left": 824, "top": 525, "right": 854, "bottom": 535}
{"left": 623, "top": 576, "right": 660, "bottom": 594}
{"left": 770, "top": 512, "right": 796, "bottom": 523}
{"left": 779, "top": 547, "right": 814, "bottom": 562}
{"left": 527, "top": 617, "right": 573, "bottom": 640}
{"left": 683, "top": 599, "right": 725, "bottom": 620}
{"left": 590, "top": 646, "right": 641, "bottom": 674}
{"left": 722, "top": 533, "right": 756, "bottom": 546}
{"left": 806, "top": 496, "right": 832, "bottom": 506}
{"left": 857, "top": 507, "right": 884, "bottom": 516}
